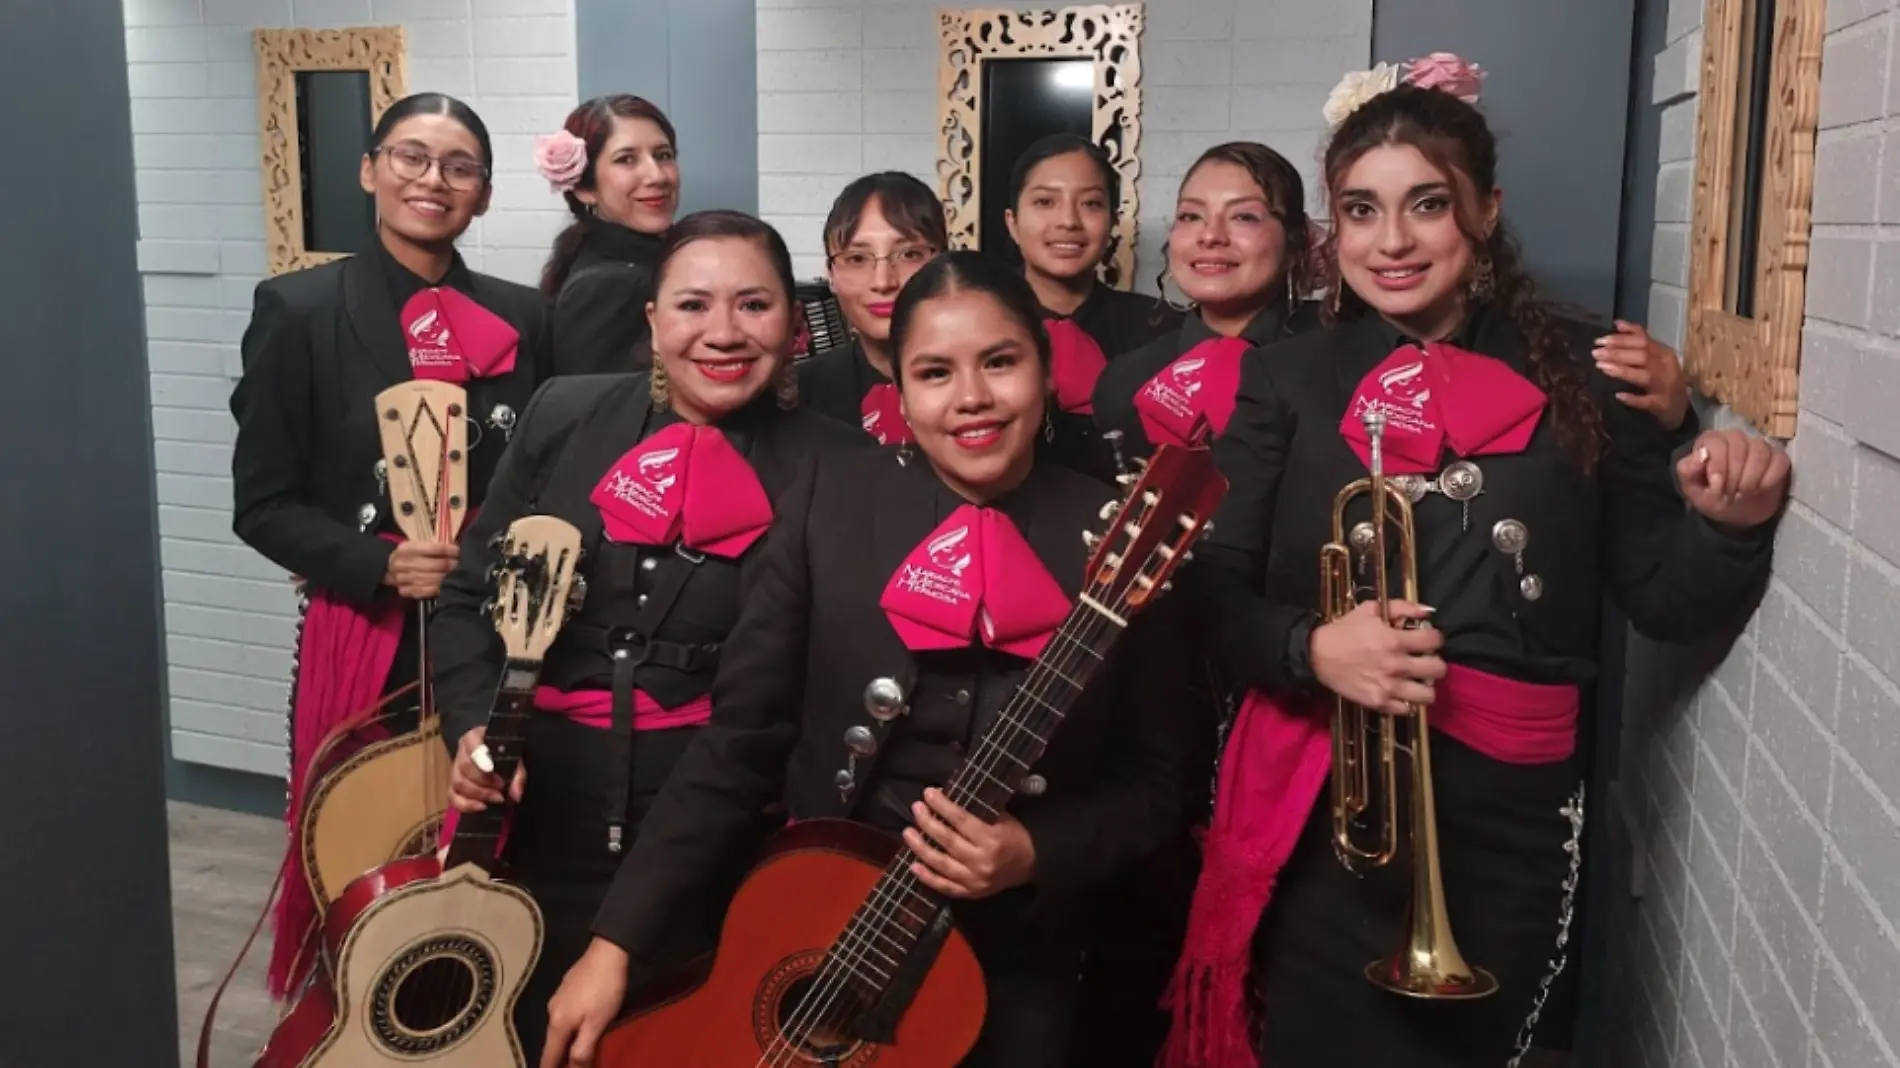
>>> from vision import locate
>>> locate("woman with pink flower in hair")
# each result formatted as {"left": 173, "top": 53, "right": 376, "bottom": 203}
{"left": 1161, "top": 54, "right": 1784, "bottom": 1068}
{"left": 536, "top": 95, "right": 682, "bottom": 376}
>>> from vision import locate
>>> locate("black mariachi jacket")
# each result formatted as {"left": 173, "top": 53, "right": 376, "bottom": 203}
{"left": 550, "top": 220, "right": 664, "bottom": 377}
{"left": 1195, "top": 304, "right": 1777, "bottom": 696}
{"left": 1043, "top": 282, "right": 1182, "bottom": 361}
{"left": 429, "top": 372, "right": 867, "bottom": 751}
{"left": 229, "top": 246, "right": 551, "bottom": 606}
{"left": 591, "top": 449, "right": 1202, "bottom": 959}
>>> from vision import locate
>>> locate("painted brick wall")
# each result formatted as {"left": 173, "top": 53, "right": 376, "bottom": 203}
{"left": 1611, "top": 1, "right": 1900, "bottom": 1065}
{"left": 123, "top": 0, "right": 577, "bottom": 776}
{"left": 753, "top": 0, "right": 1372, "bottom": 287}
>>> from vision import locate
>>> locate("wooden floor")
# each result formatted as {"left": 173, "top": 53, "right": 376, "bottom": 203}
{"left": 170, "top": 801, "right": 281, "bottom": 1068}
{"left": 168, "top": 800, "right": 1575, "bottom": 1068}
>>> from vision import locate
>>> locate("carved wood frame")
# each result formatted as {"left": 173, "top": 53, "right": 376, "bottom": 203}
{"left": 1683, "top": 0, "right": 1823, "bottom": 438}
{"left": 254, "top": 26, "right": 408, "bottom": 277}
{"left": 936, "top": 6, "right": 1145, "bottom": 289}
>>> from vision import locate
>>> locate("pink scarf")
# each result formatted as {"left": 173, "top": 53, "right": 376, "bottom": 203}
{"left": 268, "top": 577, "right": 406, "bottom": 998}
{"left": 1159, "top": 664, "right": 1578, "bottom": 1068}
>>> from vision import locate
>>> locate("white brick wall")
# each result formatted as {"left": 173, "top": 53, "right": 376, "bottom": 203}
{"left": 753, "top": 0, "right": 1372, "bottom": 287}
{"left": 122, "top": 0, "right": 577, "bottom": 776}
{"left": 1614, "top": 2, "right": 1900, "bottom": 1066}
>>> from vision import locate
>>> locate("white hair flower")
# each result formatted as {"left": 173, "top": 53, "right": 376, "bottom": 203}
{"left": 1322, "top": 63, "right": 1401, "bottom": 128}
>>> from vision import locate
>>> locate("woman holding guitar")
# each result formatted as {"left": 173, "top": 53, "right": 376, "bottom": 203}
{"left": 429, "top": 209, "right": 864, "bottom": 1062}
{"left": 539, "top": 250, "right": 1204, "bottom": 1067}
{"left": 229, "top": 91, "right": 551, "bottom": 1000}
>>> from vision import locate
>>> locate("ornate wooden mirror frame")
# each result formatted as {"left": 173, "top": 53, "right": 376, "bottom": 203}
{"left": 936, "top": 5, "right": 1145, "bottom": 289}
{"left": 1683, "top": 0, "right": 1824, "bottom": 437}
{"left": 254, "top": 26, "right": 408, "bottom": 277}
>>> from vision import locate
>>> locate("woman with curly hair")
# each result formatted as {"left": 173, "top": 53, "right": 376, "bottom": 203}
{"left": 1162, "top": 55, "right": 1789, "bottom": 1068}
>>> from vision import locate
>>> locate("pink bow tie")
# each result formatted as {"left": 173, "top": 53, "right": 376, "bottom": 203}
{"left": 1132, "top": 337, "right": 1251, "bottom": 447}
{"left": 1339, "top": 343, "right": 1547, "bottom": 474}
{"left": 860, "top": 383, "right": 917, "bottom": 446}
{"left": 1045, "top": 318, "right": 1107, "bottom": 415}
{"left": 401, "top": 288, "right": 519, "bottom": 382}
{"left": 590, "top": 423, "right": 773, "bottom": 557}
{"left": 880, "top": 505, "right": 1071, "bottom": 659}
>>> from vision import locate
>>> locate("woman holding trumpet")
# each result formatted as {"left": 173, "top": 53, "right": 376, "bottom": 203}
{"left": 1162, "top": 56, "right": 1789, "bottom": 1068}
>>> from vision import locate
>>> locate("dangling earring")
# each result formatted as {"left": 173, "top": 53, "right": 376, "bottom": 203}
{"left": 895, "top": 438, "right": 913, "bottom": 467}
{"left": 649, "top": 358, "right": 670, "bottom": 408}
{"left": 1286, "top": 270, "right": 1299, "bottom": 311}
{"left": 1157, "top": 267, "right": 1193, "bottom": 314}
{"left": 1043, "top": 405, "right": 1056, "bottom": 443}
{"left": 1468, "top": 251, "right": 1496, "bottom": 300}
{"left": 773, "top": 361, "right": 799, "bottom": 410}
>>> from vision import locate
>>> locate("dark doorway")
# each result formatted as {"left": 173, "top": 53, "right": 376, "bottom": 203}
{"left": 295, "top": 70, "right": 377, "bottom": 255}
{"left": 979, "top": 56, "right": 1095, "bottom": 267}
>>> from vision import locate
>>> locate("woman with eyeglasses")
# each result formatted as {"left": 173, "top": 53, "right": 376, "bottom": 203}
{"left": 228, "top": 91, "right": 552, "bottom": 1000}
{"left": 535, "top": 95, "right": 681, "bottom": 376}
{"left": 796, "top": 172, "right": 947, "bottom": 444}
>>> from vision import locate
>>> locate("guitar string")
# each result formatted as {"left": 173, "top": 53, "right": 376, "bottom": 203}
{"left": 764, "top": 490, "right": 1174, "bottom": 1063}
{"left": 761, "top": 510, "right": 1168, "bottom": 1067}
{"left": 760, "top": 602, "right": 1123, "bottom": 1068}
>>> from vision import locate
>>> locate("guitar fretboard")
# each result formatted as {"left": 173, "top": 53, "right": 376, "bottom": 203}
{"left": 442, "top": 657, "right": 541, "bottom": 873}
{"left": 820, "top": 597, "right": 1127, "bottom": 1004}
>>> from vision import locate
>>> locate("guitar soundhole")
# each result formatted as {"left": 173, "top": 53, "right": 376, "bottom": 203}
{"left": 755, "top": 952, "right": 868, "bottom": 1065}
{"left": 368, "top": 934, "right": 497, "bottom": 1054}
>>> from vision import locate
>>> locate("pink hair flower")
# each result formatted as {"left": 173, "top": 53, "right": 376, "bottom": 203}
{"left": 534, "top": 129, "right": 588, "bottom": 193}
{"left": 1405, "top": 52, "right": 1486, "bottom": 104}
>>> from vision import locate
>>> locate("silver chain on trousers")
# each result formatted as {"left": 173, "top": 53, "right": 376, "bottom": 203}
{"left": 281, "top": 589, "right": 310, "bottom": 820}
{"left": 1506, "top": 781, "right": 1587, "bottom": 1068}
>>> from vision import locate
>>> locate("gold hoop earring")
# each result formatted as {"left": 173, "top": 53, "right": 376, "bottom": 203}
{"left": 649, "top": 359, "right": 670, "bottom": 408}
{"left": 774, "top": 361, "right": 799, "bottom": 410}
{"left": 1157, "top": 267, "right": 1194, "bottom": 314}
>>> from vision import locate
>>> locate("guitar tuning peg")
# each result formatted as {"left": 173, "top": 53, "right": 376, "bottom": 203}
{"left": 1116, "top": 472, "right": 1138, "bottom": 487}
{"left": 1082, "top": 530, "right": 1102, "bottom": 550}
{"left": 567, "top": 575, "right": 588, "bottom": 613}
{"left": 487, "top": 529, "right": 508, "bottom": 551}
{"left": 1181, "top": 550, "right": 1194, "bottom": 563}
{"left": 1160, "top": 580, "right": 1174, "bottom": 595}
{"left": 1098, "top": 500, "right": 1118, "bottom": 521}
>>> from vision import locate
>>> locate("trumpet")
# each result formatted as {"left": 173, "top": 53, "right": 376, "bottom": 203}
{"left": 1318, "top": 409, "right": 1497, "bottom": 1000}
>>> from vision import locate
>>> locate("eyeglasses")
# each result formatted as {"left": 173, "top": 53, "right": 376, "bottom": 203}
{"left": 375, "top": 145, "right": 489, "bottom": 192}
{"left": 828, "top": 246, "right": 937, "bottom": 276}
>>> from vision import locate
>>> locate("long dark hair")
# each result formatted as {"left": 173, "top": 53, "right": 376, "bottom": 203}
{"left": 1321, "top": 84, "right": 1603, "bottom": 473}
{"left": 823, "top": 172, "right": 948, "bottom": 256}
{"left": 539, "top": 95, "right": 678, "bottom": 300}
{"left": 371, "top": 93, "right": 493, "bottom": 172}
{"left": 652, "top": 210, "right": 797, "bottom": 305}
{"left": 889, "top": 250, "right": 1052, "bottom": 386}
{"left": 1164, "top": 141, "right": 1315, "bottom": 315}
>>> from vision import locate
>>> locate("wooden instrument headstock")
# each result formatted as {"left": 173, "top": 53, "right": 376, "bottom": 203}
{"left": 488, "top": 516, "right": 584, "bottom": 663}
{"left": 374, "top": 380, "right": 470, "bottom": 544}
{"left": 1082, "top": 444, "right": 1228, "bottom": 619}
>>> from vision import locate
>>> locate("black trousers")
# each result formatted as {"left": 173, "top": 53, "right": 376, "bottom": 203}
{"left": 1065, "top": 834, "right": 1200, "bottom": 1066}
{"left": 954, "top": 894, "right": 1088, "bottom": 1067}
{"left": 499, "top": 715, "right": 703, "bottom": 1062}
{"left": 1251, "top": 733, "right": 1581, "bottom": 1067}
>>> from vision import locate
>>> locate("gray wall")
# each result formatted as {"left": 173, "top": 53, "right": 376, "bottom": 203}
{"left": 577, "top": 0, "right": 759, "bottom": 215}
{"left": 0, "top": 0, "right": 180, "bottom": 1063}
{"left": 1373, "top": 0, "right": 1640, "bottom": 315}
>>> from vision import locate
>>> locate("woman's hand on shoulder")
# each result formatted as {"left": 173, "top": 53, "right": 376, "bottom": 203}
{"left": 1594, "top": 320, "right": 1689, "bottom": 431}
{"left": 1677, "top": 428, "right": 1790, "bottom": 532}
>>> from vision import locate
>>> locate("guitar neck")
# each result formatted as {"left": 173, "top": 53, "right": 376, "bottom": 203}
{"left": 827, "top": 598, "right": 1126, "bottom": 1002}
{"left": 443, "top": 657, "right": 542, "bottom": 872}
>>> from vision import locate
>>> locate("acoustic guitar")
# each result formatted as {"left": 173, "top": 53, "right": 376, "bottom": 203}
{"left": 301, "top": 380, "right": 469, "bottom": 909}
{"left": 257, "top": 515, "right": 584, "bottom": 1068}
{"left": 595, "top": 444, "right": 1228, "bottom": 1067}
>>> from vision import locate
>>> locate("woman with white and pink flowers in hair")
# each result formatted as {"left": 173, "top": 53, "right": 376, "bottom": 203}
{"left": 535, "top": 94, "right": 681, "bottom": 376}
{"left": 1161, "top": 54, "right": 1786, "bottom": 1067}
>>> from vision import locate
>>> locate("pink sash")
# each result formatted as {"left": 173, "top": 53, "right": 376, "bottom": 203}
{"left": 1159, "top": 664, "right": 1578, "bottom": 1068}
{"left": 267, "top": 584, "right": 405, "bottom": 998}
{"left": 436, "top": 687, "right": 713, "bottom": 851}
